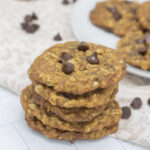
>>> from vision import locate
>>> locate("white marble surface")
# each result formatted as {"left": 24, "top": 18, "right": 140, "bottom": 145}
{"left": 0, "top": 86, "right": 149, "bottom": 150}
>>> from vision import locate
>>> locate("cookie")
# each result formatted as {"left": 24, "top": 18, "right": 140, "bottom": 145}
{"left": 90, "top": 1, "right": 140, "bottom": 36}
{"left": 32, "top": 86, "right": 111, "bottom": 122}
{"left": 26, "top": 114, "right": 118, "bottom": 142}
{"left": 117, "top": 30, "right": 150, "bottom": 70}
{"left": 21, "top": 86, "right": 122, "bottom": 133}
{"left": 33, "top": 83, "right": 118, "bottom": 108}
{"left": 137, "top": 2, "right": 150, "bottom": 30}
{"left": 28, "top": 41, "right": 126, "bottom": 95}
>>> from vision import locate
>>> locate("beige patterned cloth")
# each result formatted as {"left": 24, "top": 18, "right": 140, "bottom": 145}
{"left": 1, "top": 0, "right": 150, "bottom": 147}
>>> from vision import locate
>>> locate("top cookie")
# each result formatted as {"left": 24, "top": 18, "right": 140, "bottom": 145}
{"left": 90, "top": 1, "right": 140, "bottom": 36}
{"left": 137, "top": 2, "right": 150, "bottom": 30}
{"left": 28, "top": 41, "right": 126, "bottom": 95}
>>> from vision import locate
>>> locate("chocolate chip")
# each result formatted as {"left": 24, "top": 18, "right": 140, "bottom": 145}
{"left": 25, "top": 24, "right": 39, "bottom": 33}
{"left": 87, "top": 52, "right": 99, "bottom": 64}
{"left": 61, "top": 52, "right": 73, "bottom": 61}
{"left": 62, "top": 0, "right": 69, "bottom": 5}
{"left": 131, "top": 97, "right": 142, "bottom": 109}
{"left": 136, "top": 38, "right": 146, "bottom": 44}
{"left": 145, "top": 34, "right": 150, "bottom": 43}
{"left": 107, "top": 7, "right": 121, "bottom": 21}
{"left": 62, "top": 93, "right": 75, "bottom": 99}
{"left": 53, "top": 33, "right": 62, "bottom": 41}
{"left": 77, "top": 42, "right": 89, "bottom": 51}
{"left": 24, "top": 15, "right": 33, "bottom": 23}
{"left": 138, "top": 46, "right": 147, "bottom": 56}
{"left": 147, "top": 98, "right": 150, "bottom": 106}
{"left": 107, "top": 7, "right": 118, "bottom": 14}
{"left": 113, "top": 13, "right": 122, "bottom": 21}
{"left": 24, "top": 13, "right": 38, "bottom": 23}
{"left": 32, "top": 12, "right": 38, "bottom": 20}
{"left": 21, "top": 22, "right": 28, "bottom": 30}
{"left": 121, "top": 107, "right": 131, "bottom": 119}
{"left": 62, "top": 62, "right": 74, "bottom": 74}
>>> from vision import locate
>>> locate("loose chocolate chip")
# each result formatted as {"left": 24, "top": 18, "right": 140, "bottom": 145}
{"left": 24, "top": 13, "right": 38, "bottom": 23}
{"left": 131, "top": 97, "right": 142, "bottom": 109}
{"left": 138, "top": 46, "right": 147, "bottom": 56}
{"left": 147, "top": 98, "right": 150, "bottom": 106}
{"left": 107, "top": 7, "right": 121, "bottom": 21}
{"left": 61, "top": 52, "right": 73, "bottom": 61}
{"left": 53, "top": 33, "right": 62, "bottom": 41}
{"left": 87, "top": 52, "right": 99, "bottom": 64}
{"left": 136, "top": 38, "right": 146, "bottom": 44}
{"left": 121, "top": 107, "right": 131, "bottom": 119}
{"left": 21, "top": 22, "right": 28, "bottom": 30}
{"left": 145, "top": 34, "right": 150, "bottom": 43}
{"left": 77, "top": 42, "right": 89, "bottom": 51}
{"left": 62, "top": 0, "right": 69, "bottom": 5}
{"left": 62, "top": 62, "right": 74, "bottom": 74}
{"left": 73, "top": 0, "right": 77, "bottom": 2}
{"left": 32, "top": 12, "right": 38, "bottom": 20}
{"left": 25, "top": 15, "right": 33, "bottom": 23}
{"left": 25, "top": 24, "right": 39, "bottom": 33}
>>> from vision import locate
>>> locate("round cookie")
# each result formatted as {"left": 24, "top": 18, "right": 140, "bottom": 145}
{"left": 26, "top": 114, "right": 118, "bottom": 142}
{"left": 28, "top": 41, "right": 126, "bottom": 95}
{"left": 137, "top": 2, "right": 150, "bottom": 30}
{"left": 33, "top": 83, "right": 118, "bottom": 108}
{"left": 117, "top": 30, "right": 150, "bottom": 70}
{"left": 90, "top": 1, "right": 140, "bottom": 36}
{"left": 32, "top": 86, "right": 112, "bottom": 122}
{"left": 21, "top": 86, "right": 122, "bottom": 133}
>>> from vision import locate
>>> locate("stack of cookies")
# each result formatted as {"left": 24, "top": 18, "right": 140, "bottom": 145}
{"left": 90, "top": 0, "right": 150, "bottom": 71}
{"left": 21, "top": 41, "right": 126, "bottom": 142}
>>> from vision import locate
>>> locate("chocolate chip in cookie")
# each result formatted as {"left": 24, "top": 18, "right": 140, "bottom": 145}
{"left": 61, "top": 52, "right": 73, "bottom": 61}
{"left": 136, "top": 38, "right": 146, "bottom": 44}
{"left": 137, "top": 46, "right": 147, "bottom": 55}
{"left": 131, "top": 97, "right": 142, "bottom": 109}
{"left": 53, "top": 33, "right": 62, "bottom": 41}
{"left": 77, "top": 42, "right": 89, "bottom": 51}
{"left": 87, "top": 52, "right": 99, "bottom": 64}
{"left": 107, "top": 7, "right": 122, "bottom": 21}
{"left": 121, "top": 106, "right": 131, "bottom": 119}
{"left": 62, "top": 62, "right": 74, "bottom": 74}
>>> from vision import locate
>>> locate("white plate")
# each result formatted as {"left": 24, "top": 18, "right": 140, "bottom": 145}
{"left": 71, "top": 0, "right": 150, "bottom": 79}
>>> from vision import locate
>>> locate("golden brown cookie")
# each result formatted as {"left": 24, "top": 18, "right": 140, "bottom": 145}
{"left": 26, "top": 114, "right": 118, "bottom": 142}
{"left": 33, "top": 83, "right": 118, "bottom": 108}
{"left": 21, "top": 86, "right": 122, "bottom": 133}
{"left": 28, "top": 41, "right": 126, "bottom": 95}
{"left": 117, "top": 30, "right": 150, "bottom": 70}
{"left": 32, "top": 86, "right": 112, "bottom": 122}
{"left": 90, "top": 1, "right": 140, "bottom": 36}
{"left": 137, "top": 2, "right": 150, "bottom": 30}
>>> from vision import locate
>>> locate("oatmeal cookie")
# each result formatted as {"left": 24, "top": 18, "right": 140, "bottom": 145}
{"left": 28, "top": 41, "right": 126, "bottom": 95}
{"left": 90, "top": 1, "right": 140, "bottom": 36}
{"left": 117, "top": 30, "right": 150, "bottom": 70}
